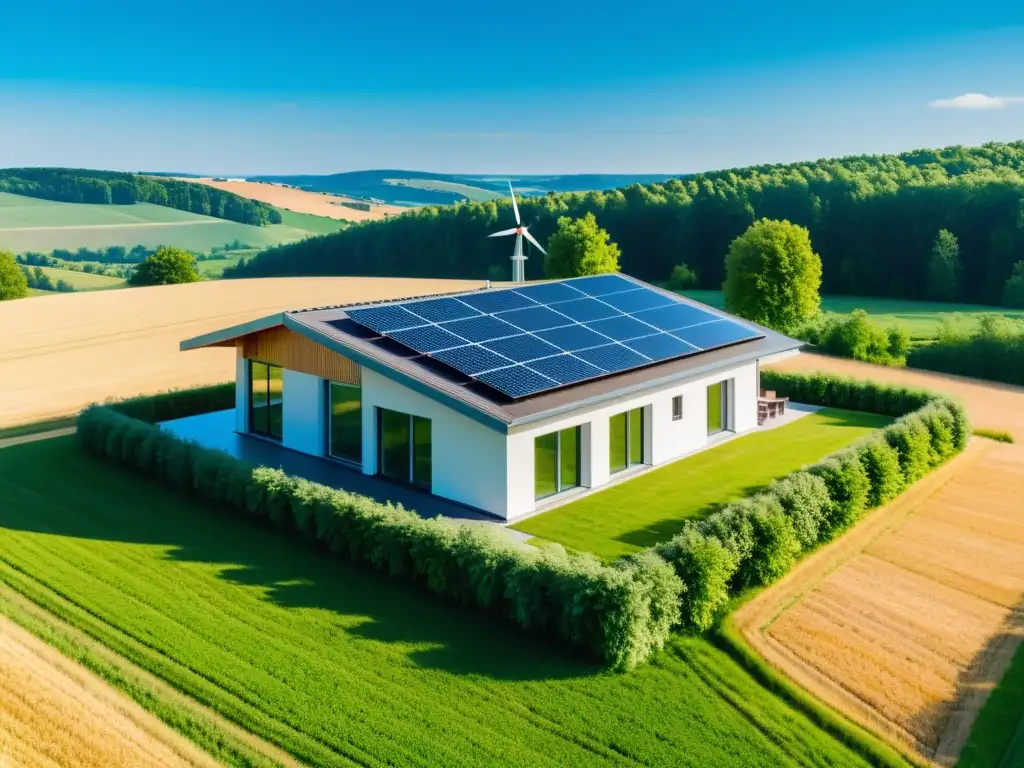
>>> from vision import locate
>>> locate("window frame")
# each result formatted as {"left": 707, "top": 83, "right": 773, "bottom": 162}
{"left": 326, "top": 379, "right": 362, "bottom": 465}
{"left": 534, "top": 425, "right": 582, "bottom": 500}
{"left": 609, "top": 407, "right": 645, "bottom": 474}
{"left": 248, "top": 359, "right": 283, "bottom": 441}
{"left": 672, "top": 395, "right": 683, "bottom": 421}
{"left": 375, "top": 407, "right": 432, "bottom": 491}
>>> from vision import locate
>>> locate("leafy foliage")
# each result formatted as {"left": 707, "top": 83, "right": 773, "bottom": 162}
{"left": 128, "top": 247, "right": 202, "bottom": 286}
{"left": 0, "top": 250, "right": 29, "bottom": 300}
{"left": 667, "top": 262, "right": 698, "bottom": 289}
{"left": 652, "top": 528, "right": 735, "bottom": 632}
{"left": 926, "top": 229, "right": 962, "bottom": 301}
{"left": 543, "top": 212, "right": 620, "bottom": 278}
{"left": 907, "top": 314, "right": 1024, "bottom": 386}
{"left": 1002, "top": 261, "right": 1024, "bottom": 308}
{"left": 723, "top": 219, "right": 822, "bottom": 333}
{"left": 794, "top": 310, "right": 909, "bottom": 366}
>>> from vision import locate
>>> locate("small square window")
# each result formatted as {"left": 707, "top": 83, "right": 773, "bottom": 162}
{"left": 672, "top": 395, "right": 683, "bottom": 421}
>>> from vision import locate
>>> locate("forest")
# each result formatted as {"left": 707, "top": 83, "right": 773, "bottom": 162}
{"left": 227, "top": 141, "right": 1024, "bottom": 305}
{"left": 0, "top": 168, "right": 283, "bottom": 226}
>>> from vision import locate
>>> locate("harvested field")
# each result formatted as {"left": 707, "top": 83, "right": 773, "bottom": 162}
{"left": 0, "top": 613, "right": 217, "bottom": 768}
{"left": 0, "top": 277, "right": 480, "bottom": 427}
{"left": 735, "top": 353, "right": 1024, "bottom": 766}
{"left": 168, "top": 178, "right": 407, "bottom": 222}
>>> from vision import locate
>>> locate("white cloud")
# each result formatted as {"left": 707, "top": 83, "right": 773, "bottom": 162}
{"left": 929, "top": 93, "right": 1024, "bottom": 110}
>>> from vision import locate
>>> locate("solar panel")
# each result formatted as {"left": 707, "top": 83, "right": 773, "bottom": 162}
{"left": 347, "top": 305, "right": 426, "bottom": 333}
{"left": 673, "top": 320, "right": 760, "bottom": 350}
{"left": 389, "top": 325, "right": 469, "bottom": 354}
{"left": 405, "top": 297, "right": 481, "bottom": 323}
{"left": 343, "top": 275, "right": 765, "bottom": 399}
{"left": 431, "top": 344, "right": 513, "bottom": 375}
{"left": 476, "top": 365, "right": 557, "bottom": 399}
{"left": 438, "top": 315, "right": 521, "bottom": 343}
{"left": 527, "top": 354, "right": 604, "bottom": 385}
{"left": 496, "top": 305, "right": 576, "bottom": 332}
{"left": 483, "top": 334, "right": 561, "bottom": 363}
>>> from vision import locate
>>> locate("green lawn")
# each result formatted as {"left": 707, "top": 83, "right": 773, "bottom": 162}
{"left": 958, "top": 640, "right": 1024, "bottom": 768}
{"left": 512, "top": 408, "right": 889, "bottom": 559}
{"left": 36, "top": 265, "right": 127, "bottom": 290}
{"left": 0, "top": 436, "right": 888, "bottom": 768}
{"left": 274, "top": 207, "right": 351, "bottom": 235}
{"left": 681, "top": 290, "right": 1024, "bottom": 341}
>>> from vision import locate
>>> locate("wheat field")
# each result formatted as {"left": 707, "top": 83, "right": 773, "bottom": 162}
{"left": 0, "top": 277, "right": 480, "bottom": 427}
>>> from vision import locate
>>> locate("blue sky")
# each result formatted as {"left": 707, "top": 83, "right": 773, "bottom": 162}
{"left": 1, "top": 0, "right": 1022, "bottom": 174}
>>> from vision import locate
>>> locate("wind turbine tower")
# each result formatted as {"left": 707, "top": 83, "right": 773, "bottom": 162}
{"left": 488, "top": 182, "right": 546, "bottom": 283}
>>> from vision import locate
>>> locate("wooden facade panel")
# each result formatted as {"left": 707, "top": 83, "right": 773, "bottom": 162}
{"left": 242, "top": 326, "right": 360, "bottom": 385}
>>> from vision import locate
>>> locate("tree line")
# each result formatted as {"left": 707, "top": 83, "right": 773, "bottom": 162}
{"left": 226, "top": 141, "right": 1024, "bottom": 305}
{"left": 0, "top": 168, "right": 283, "bottom": 226}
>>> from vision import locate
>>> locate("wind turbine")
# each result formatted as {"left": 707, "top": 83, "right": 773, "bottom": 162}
{"left": 488, "top": 182, "right": 546, "bottom": 283}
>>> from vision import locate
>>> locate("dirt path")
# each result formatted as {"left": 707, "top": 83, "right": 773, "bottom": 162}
{"left": 734, "top": 354, "right": 1024, "bottom": 765}
{"left": 0, "top": 427, "right": 76, "bottom": 450}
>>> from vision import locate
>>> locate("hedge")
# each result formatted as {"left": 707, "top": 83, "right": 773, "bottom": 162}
{"left": 654, "top": 371, "right": 970, "bottom": 632}
{"left": 907, "top": 334, "right": 1024, "bottom": 387}
{"left": 107, "top": 382, "right": 235, "bottom": 423}
{"left": 77, "top": 405, "right": 682, "bottom": 671}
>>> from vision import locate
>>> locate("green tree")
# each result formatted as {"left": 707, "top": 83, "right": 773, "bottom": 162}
{"left": 0, "top": 251, "right": 29, "bottom": 301}
{"left": 667, "top": 263, "right": 697, "bottom": 290}
{"left": 722, "top": 219, "right": 822, "bottom": 332}
{"left": 129, "top": 247, "right": 201, "bottom": 286}
{"left": 926, "top": 229, "right": 962, "bottom": 302}
{"left": 543, "top": 212, "right": 620, "bottom": 278}
{"left": 1002, "top": 261, "right": 1024, "bottom": 308}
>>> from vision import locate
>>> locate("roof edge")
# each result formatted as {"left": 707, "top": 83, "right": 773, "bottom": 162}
{"left": 180, "top": 313, "right": 286, "bottom": 351}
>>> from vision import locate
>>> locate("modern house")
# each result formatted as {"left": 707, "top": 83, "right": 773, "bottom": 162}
{"left": 180, "top": 274, "right": 802, "bottom": 520}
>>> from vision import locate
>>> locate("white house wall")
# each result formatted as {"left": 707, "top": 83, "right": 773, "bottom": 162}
{"left": 282, "top": 369, "right": 326, "bottom": 456}
{"left": 234, "top": 347, "right": 249, "bottom": 433}
{"left": 360, "top": 369, "right": 509, "bottom": 517}
{"left": 506, "top": 360, "right": 759, "bottom": 519}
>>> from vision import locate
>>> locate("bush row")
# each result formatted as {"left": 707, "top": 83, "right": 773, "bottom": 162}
{"left": 654, "top": 372, "right": 969, "bottom": 632}
{"left": 77, "top": 405, "right": 682, "bottom": 670}
{"left": 108, "top": 383, "right": 235, "bottom": 423}
{"left": 908, "top": 334, "right": 1024, "bottom": 387}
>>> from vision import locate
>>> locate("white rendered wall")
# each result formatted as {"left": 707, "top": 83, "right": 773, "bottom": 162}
{"left": 360, "top": 369, "right": 509, "bottom": 517}
{"left": 506, "top": 360, "right": 759, "bottom": 519}
{"left": 281, "top": 370, "right": 326, "bottom": 456}
{"left": 234, "top": 347, "right": 249, "bottom": 433}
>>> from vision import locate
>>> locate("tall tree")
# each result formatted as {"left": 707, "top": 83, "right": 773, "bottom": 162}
{"left": 129, "top": 247, "right": 201, "bottom": 286}
{"left": 723, "top": 218, "right": 822, "bottom": 332}
{"left": 1002, "top": 261, "right": 1024, "bottom": 308}
{"left": 0, "top": 251, "right": 29, "bottom": 301}
{"left": 543, "top": 212, "right": 621, "bottom": 278}
{"left": 925, "top": 229, "right": 962, "bottom": 302}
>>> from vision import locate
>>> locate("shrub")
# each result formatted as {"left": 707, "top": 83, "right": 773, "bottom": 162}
{"left": 855, "top": 436, "right": 905, "bottom": 507}
{"left": 769, "top": 471, "right": 829, "bottom": 549}
{"left": 973, "top": 428, "right": 1014, "bottom": 444}
{"left": 699, "top": 496, "right": 799, "bottom": 589}
{"left": 77, "top": 405, "right": 682, "bottom": 670}
{"left": 809, "top": 451, "right": 870, "bottom": 538}
{"left": 907, "top": 320, "right": 1024, "bottom": 387}
{"left": 653, "top": 529, "right": 736, "bottom": 632}
{"left": 108, "top": 383, "right": 235, "bottom": 423}
{"left": 791, "top": 311, "right": 908, "bottom": 366}
{"left": 883, "top": 417, "right": 933, "bottom": 484}
{"left": 667, "top": 263, "right": 697, "bottom": 290}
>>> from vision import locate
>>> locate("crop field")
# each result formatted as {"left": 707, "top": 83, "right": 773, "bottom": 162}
{"left": 164, "top": 178, "right": 406, "bottom": 222}
{"left": 0, "top": 435, "right": 886, "bottom": 768}
{"left": 681, "top": 290, "right": 1024, "bottom": 341}
{"left": 0, "top": 609, "right": 218, "bottom": 768}
{"left": 0, "top": 277, "right": 480, "bottom": 428}
{"left": 512, "top": 408, "right": 890, "bottom": 559}
{"left": 0, "top": 192, "right": 314, "bottom": 253}
{"left": 735, "top": 353, "right": 1024, "bottom": 766}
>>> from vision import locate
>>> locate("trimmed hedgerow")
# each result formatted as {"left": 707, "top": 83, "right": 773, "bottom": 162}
{"left": 768, "top": 471, "right": 829, "bottom": 550}
{"left": 855, "top": 436, "right": 905, "bottom": 508}
{"left": 77, "top": 405, "right": 681, "bottom": 671}
{"left": 107, "top": 382, "right": 235, "bottom": 423}
{"left": 652, "top": 529, "right": 735, "bottom": 632}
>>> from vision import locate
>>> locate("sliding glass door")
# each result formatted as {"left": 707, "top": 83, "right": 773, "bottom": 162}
{"left": 707, "top": 381, "right": 727, "bottom": 436}
{"left": 377, "top": 408, "right": 432, "bottom": 490}
{"left": 609, "top": 407, "right": 644, "bottom": 473}
{"left": 328, "top": 381, "right": 362, "bottom": 464}
{"left": 534, "top": 426, "right": 581, "bottom": 500}
{"left": 249, "top": 361, "right": 283, "bottom": 440}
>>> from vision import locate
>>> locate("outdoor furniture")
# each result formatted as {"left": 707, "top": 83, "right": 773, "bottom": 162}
{"left": 757, "top": 389, "right": 790, "bottom": 424}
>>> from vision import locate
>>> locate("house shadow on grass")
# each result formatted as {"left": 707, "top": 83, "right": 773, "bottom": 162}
{"left": 0, "top": 437, "right": 599, "bottom": 683}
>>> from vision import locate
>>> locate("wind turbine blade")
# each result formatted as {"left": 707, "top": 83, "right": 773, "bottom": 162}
{"left": 488, "top": 228, "right": 518, "bottom": 238}
{"left": 508, "top": 181, "right": 521, "bottom": 225}
{"left": 522, "top": 227, "right": 547, "bottom": 255}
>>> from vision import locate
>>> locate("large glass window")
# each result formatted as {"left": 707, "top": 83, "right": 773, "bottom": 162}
{"left": 535, "top": 426, "right": 581, "bottom": 500}
{"left": 707, "top": 381, "right": 726, "bottom": 436}
{"left": 377, "top": 408, "right": 432, "bottom": 490}
{"left": 249, "top": 361, "right": 283, "bottom": 440}
{"left": 328, "top": 382, "right": 362, "bottom": 464}
{"left": 610, "top": 408, "right": 644, "bottom": 473}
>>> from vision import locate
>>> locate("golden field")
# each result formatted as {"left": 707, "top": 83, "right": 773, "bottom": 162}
{"left": 0, "top": 277, "right": 480, "bottom": 427}
{"left": 738, "top": 353, "right": 1024, "bottom": 766}
{"left": 168, "top": 178, "right": 407, "bottom": 222}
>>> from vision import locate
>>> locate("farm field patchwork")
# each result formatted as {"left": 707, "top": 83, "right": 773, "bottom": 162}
{"left": 512, "top": 408, "right": 889, "bottom": 559}
{"left": 0, "top": 436, "right": 888, "bottom": 768}
{"left": 681, "top": 290, "right": 1024, "bottom": 341}
{"left": 36, "top": 265, "right": 127, "bottom": 290}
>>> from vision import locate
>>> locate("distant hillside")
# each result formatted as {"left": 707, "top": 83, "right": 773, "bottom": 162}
{"left": 227, "top": 141, "right": 1024, "bottom": 306}
{"left": 249, "top": 170, "right": 679, "bottom": 206}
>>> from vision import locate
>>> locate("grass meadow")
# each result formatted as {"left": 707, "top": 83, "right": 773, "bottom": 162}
{"left": 681, "top": 290, "right": 1024, "bottom": 341}
{"left": 957, "top": 641, "right": 1024, "bottom": 768}
{"left": 36, "top": 265, "right": 127, "bottom": 290}
{"left": 0, "top": 436, "right": 884, "bottom": 768}
{"left": 512, "top": 408, "right": 889, "bottom": 559}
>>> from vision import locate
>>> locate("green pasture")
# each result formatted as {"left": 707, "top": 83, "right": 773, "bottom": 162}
{"left": 957, "top": 641, "right": 1024, "bottom": 768}
{"left": 681, "top": 289, "right": 1024, "bottom": 341}
{"left": 383, "top": 177, "right": 506, "bottom": 202}
{"left": 512, "top": 408, "right": 889, "bottom": 559}
{"left": 273, "top": 207, "right": 350, "bottom": 235}
{"left": 35, "top": 265, "right": 126, "bottom": 290}
{"left": 0, "top": 436, "right": 886, "bottom": 768}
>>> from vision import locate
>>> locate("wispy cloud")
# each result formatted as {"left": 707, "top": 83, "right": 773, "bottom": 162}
{"left": 929, "top": 93, "right": 1024, "bottom": 110}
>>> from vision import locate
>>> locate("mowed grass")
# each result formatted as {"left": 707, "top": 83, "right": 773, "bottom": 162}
{"left": 0, "top": 192, "right": 312, "bottom": 253}
{"left": 512, "top": 408, "right": 889, "bottom": 559}
{"left": 681, "top": 290, "right": 1024, "bottom": 341}
{"left": 958, "top": 640, "right": 1024, "bottom": 768}
{"left": 0, "top": 437, "right": 879, "bottom": 768}
{"left": 274, "top": 208, "right": 350, "bottom": 235}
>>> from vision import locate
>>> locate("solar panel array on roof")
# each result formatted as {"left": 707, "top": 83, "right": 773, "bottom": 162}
{"left": 345, "top": 275, "right": 765, "bottom": 399}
